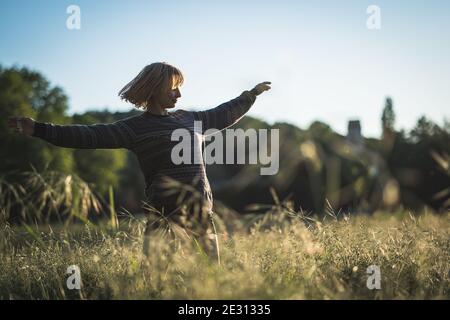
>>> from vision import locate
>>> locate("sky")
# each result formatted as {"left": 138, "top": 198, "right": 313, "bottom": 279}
{"left": 1, "top": 0, "right": 449, "bottom": 138}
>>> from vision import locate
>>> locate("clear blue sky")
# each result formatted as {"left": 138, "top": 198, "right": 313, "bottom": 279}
{"left": 1, "top": 0, "right": 449, "bottom": 138}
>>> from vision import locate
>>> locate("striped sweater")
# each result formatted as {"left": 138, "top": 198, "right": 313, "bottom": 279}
{"left": 32, "top": 90, "right": 258, "bottom": 215}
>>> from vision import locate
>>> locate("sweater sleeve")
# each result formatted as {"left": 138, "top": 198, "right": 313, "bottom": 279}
{"left": 192, "top": 89, "right": 257, "bottom": 134}
{"left": 32, "top": 119, "right": 137, "bottom": 150}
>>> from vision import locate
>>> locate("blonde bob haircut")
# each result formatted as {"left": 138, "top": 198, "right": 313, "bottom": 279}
{"left": 118, "top": 62, "right": 184, "bottom": 110}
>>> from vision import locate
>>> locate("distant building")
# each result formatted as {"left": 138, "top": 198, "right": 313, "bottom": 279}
{"left": 347, "top": 120, "right": 363, "bottom": 145}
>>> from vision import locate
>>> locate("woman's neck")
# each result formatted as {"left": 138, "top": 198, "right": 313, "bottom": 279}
{"left": 146, "top": 103, "right": 168, "bottom": 115}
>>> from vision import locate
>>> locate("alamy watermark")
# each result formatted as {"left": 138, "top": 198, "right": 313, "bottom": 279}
{"left": 66, "top": 5, "right": 81, "bottom": 30}
{"left": 66, "top": 265, "right": 81, "bottom": 290}
{"left": 367, "top": 5, "right": 381, "bottom": 30}
{"left": 171, "top": 121, "right": 279, "bottom": 175}
{"left": 366, "top": 265, "right": 381, "bottom": 290}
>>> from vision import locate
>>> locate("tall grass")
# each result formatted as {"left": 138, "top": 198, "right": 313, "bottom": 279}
{"left": 0, "top": 209, "right": 448, "bottom": 299}
{"left": 0, "top": 167, "right": 103, "bottom": 224}
{"left": 0, "top": 171, "right": 448, "bottom": 299}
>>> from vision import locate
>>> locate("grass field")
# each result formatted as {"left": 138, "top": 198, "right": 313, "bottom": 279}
{"left": 0, "top": 208, "right": 448, "bottom": 300}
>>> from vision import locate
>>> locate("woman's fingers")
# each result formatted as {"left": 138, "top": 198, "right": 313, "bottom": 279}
{"left": 7, "top": 117, "right": 32, "bottom": 134}
{"left": 7, "top": 118, "right": 19, "bottom": 127}
{"left": 251, "top": 81, "right": 271, "bottom": 95}
{"left": 8, "top": 117, "right": 31, "bottom": 123}
{"left": 260, "top": 82, "right": 271, "bottom": 91}
{"left": 8, "top": 117, "right": 24, "bottom": 122}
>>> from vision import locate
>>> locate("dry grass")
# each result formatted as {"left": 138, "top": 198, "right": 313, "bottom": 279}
{"left": 0, "top": 208, "right": 448, "bottom": 300}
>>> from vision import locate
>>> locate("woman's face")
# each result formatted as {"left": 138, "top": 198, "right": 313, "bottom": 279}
{"left": 168, "top": 87, "right": 181, "bottom": 108}
{"left": 153, "top": 86, "right": 181, "bottom": 109}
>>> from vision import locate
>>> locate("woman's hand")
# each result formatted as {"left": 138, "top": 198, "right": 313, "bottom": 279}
{"left": 7, "top": 117, "right": 36, "bottom": 136}
{"left": 251, "top": 81, "right": 271, "bottom": 95}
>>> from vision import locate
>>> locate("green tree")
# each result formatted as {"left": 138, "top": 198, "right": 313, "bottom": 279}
{"left": 0, "top": 66, "right": 74, "bottom": 176}
{"left": 1, "top": 66, "right": 129, "bottom": 198}
{"left": 381, "top": 97, "right": 395, "bottom": 134}
{"left": 409, "top": 116, "right": 440, "bottom": 142}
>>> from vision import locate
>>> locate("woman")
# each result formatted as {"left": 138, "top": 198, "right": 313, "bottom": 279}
{"left": 7, "top": 62, "right": 271, "bottom": 258}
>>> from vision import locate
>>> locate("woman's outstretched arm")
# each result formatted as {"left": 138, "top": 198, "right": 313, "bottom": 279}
{"left": 7, "top": 117, "right": 136, "bottom": 150}
{"left": 192, "top": 81, "right": 271, "bottom": 133}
